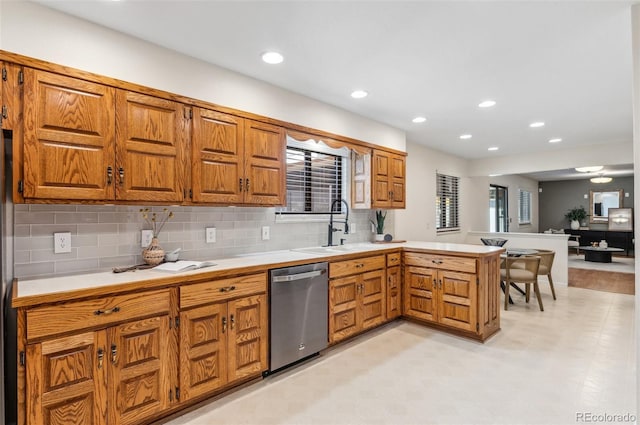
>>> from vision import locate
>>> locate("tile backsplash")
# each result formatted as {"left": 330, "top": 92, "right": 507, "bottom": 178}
{"left": 14, "top": 204, "right": 391, "bottom": 279}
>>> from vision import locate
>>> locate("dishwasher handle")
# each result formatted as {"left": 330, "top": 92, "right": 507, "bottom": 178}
{"left": 271, "top": 269, "right": 326, "bottom": 283}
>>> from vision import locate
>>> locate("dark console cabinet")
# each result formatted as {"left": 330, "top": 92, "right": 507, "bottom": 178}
{"left": 566, "top": 229, "right": 634, "bottom": 255}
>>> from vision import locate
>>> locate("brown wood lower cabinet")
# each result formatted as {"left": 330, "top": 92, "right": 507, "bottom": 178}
{"left": 403, "top": 251, "right": 500, "bottom": 340}
{"left": 329, "top": 254, "right": 386, "bottom": 344}
{"left": 25, "top": 291, "right": 174, "bottom": 425}
{"left": 179, "top": 274, "right": 268, "bottom": 403}
{"left": 385, "top": 251, "right": 402, "bottom": 320}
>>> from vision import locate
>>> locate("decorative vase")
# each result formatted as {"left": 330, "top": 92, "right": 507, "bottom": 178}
{"left": 374, "top": 233, "right": 385, "bottom": 242}
{"left": 600, "top": 240, "right": 608, "bottom": 249}
{"left": 570, "top": 220, "right": 580, "bottom": 230}
{"left": 142, "top": 237, "right": 165, "bottom": 265}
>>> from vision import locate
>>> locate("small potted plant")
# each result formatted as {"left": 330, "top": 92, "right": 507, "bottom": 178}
{"left": 370, "top": 210, "right": 387, "bottom": 241}
{"left": 565, "top": 206, "right": 587, "bottom": 230}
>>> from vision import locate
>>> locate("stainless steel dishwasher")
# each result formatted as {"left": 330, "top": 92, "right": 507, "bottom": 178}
{"left": 269, "top": 262, "right": 328, "bottom": 372}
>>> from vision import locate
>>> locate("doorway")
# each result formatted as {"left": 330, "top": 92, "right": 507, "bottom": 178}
{"left": 489, "top": 185, "right": 508, "bottom": 232}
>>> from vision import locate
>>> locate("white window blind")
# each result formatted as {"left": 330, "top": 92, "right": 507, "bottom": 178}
{"left": 436, "top": 173, "right": 460, "bottom": 232}
{"left": 282, "top": 146, "right": 344, "bottom": 214}
{"left": 518, "top": 189, "right": 532, "bottom": 224}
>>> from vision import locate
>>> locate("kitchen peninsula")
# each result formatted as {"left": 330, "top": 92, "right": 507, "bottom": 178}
{"left": 13, "top": 241, "right": 502, "bottom": 425}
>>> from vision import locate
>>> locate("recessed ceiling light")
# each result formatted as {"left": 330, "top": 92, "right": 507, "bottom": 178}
{"left": 575, "top": 166, "right": 603, "bottom": 173}
{"left": 261, "top": 51, "right": 284, "bottom": 64}
{"left": 459, "top": 134, "right": 472, "bottom": 140}
{"left": 412, "top": 116, "right": 427, "bottom": 123}
{"left": 478, "top": 100, "right": 496, "bottom": 108}
{"left": 548, "top": 138, "right": 562, "bottom": 143}
{"left": 488, "top": 147, "right": 499, "bottom": 151}
{"left": 350, "top": 90, "right": 368, "bottom": 99}
{"left": 529, "top": 121, "right": 545, "bottom": 128}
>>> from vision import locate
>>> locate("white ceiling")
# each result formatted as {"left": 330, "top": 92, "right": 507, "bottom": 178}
{"left": 33, "top": 0, "right": 634, "bottom": 167}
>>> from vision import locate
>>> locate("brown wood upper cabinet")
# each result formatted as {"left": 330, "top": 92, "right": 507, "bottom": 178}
{"left": 190, "top": 107, "right": 286, "bottom": 205}
{"left": 372, "top": 150, "right": 406, "bottom": 209}
{"left": 22, "top": 68, "right": 186, "bottom": 202}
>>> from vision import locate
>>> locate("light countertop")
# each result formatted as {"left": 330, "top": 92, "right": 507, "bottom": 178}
{"left": 14, "top": 241, "right": 502, "bottom": 305}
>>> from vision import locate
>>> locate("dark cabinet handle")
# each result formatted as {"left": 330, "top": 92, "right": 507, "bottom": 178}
{"left": 239, "top": 178, "right": 243, "bottom": 192}
{"left": 118, "top": 167, "right": 124, "bottom": 186}
{"left": 222, "top": 316, "right": 227, "bottom": 333}
{"left": 97, "top": 348, "right": 104, "bottom": 369}
{"left": 230, "top": 314, "right": 235, "bottom": 330}
{"left": 111, "top": 344, "right": 118, "bottom": 365}
{"left": 94, "top": 306, "right": 120, "bottom": 316}
{"left": 107, "top": 166, "right": 113, "bottom": 185}
{"left": 245, "top": 178, "right": 250, "bottom": 192}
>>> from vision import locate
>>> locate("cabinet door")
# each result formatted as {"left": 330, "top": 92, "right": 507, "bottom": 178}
{"left": 108, "top": 315, "right": 171, "bottom": 425}
{"left": 115, "top": 91, "right": 185, "bottom": 202}
{"left": 437, "top": 270, "right": 477, "bottom": 333}
{"left": 329, "top": 275, "right": 360, "bottom": 343}
{"left": 243, "top": 120, "right": 286, "bottom": 205}
{"left": 227, "top": 294, "right": 268, "bottom": 382}
{"left": 23, "top": 68, "right": 115, "bottom": 200}
{"left": 386, "top": 265, "right": 401, "bottom": 320}
{"left": 390, "top": 154, "right": 406, "bottom": 208}
{"left": 179, "top": 303, "right": 228, "bottom": 402}
{"left": 360, "top": 269, "right": 386, "bottom": 330}
{"left": 372, "top": 151, "right": 391, "bottom": 208}
{"left": 403, "top": 266, "right": 436, "bottom": 322}
{"left": 26, "top": 331, "right": 107, "bottom": 425}
{"left": 191, "top": 108, "right": 244, "bottom": 204}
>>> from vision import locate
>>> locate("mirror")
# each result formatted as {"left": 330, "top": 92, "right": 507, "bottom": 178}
{"left": 589, "top": 189, "right": 623, "bottom": 223}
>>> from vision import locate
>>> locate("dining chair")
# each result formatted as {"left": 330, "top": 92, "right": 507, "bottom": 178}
{"left": 500, "top": 255, "right": 543, "bottom": 311}
{"left": 534, "top": 249, "right": 556, "bottom": 300}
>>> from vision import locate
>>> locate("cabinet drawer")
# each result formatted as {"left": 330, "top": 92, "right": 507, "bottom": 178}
{"left": 180, "top": 272, "right": 267, "bottom": 309}
{"left": 404, "top": 252, "right": 476, "bottom": 274}
{"left": 27, "top": 289, "right": 170, "bottom": 340}
{"left": 330, "top": 255, "right": 385, "bottom": 278}
{"left": 386, "top": 252, "right": 401, "bottom": 267}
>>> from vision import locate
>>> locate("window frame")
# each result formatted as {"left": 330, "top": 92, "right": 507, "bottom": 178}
{"left": 436, "top": 172, "right": 460, "bottom": 233}
{"left": 518, "top": 188, "right": 532, "bottom": 225}
{"left": 276, "top": 136, "right": 350, "bottom": 219}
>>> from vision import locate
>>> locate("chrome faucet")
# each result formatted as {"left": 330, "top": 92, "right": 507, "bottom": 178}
{"left": 327, "top": 199, "right": 350, "bottom": 246}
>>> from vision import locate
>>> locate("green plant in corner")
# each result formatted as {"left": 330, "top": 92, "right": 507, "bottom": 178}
{"left": 564, "top": 206, "right": 587, "bottom": 222}
{"left": 370, "top": 210, "right": 387, "bottom": 234}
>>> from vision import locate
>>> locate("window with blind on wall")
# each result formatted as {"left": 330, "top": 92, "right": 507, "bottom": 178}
{"left": 518, "top": 189, "right": 532, "bottom": 225}
{"left": 436, "top": 173, "right": 460, "bottom": 232}
{"left": 278, "top": 137, "right": 350, "bottom": 215}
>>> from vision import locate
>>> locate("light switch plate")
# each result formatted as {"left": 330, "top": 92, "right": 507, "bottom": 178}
{"left": 141, "top": 230, "right": 154, "bottom": 248}
{"left": 206, "top": 227, "right": 216, "bottom": 243}
{"left": 261, "top": 226, "right": 270, "bottom": 241}
{"left": 54, "top": 232, "right": 72, "bottom": 254}
{"left": 350, "top": 223, "right": 356, "bottom": 234}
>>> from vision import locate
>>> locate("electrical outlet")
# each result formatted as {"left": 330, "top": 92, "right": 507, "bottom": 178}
{"left": 206, "top": 227, "right": 216, "bottom": 243}
{"left": 54, "top": 232, "right": 72, "bottom": 254}
{"left": 350, "top": 223, "right": 356, "bottom": 234}
{"left": 261, "top": 226, "right": 270, "bottom": 241}
{"left": 141, "top": 230, "right": 154, "bottom": 248}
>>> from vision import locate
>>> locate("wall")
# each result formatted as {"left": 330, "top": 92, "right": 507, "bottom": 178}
{"left": 14, "top": 204, "right": 382, "bottom": 279}
{"left": 395, "top": 142, "right": 473, "bottom": 243}
{"left": 539, "top": 176, "right": 634, "bottom": 231}
{"left": 488, "top": 174, "right": 540, "bottom": 233}
{"left": 0, "top": 1, "right": 406, "bottom": 152}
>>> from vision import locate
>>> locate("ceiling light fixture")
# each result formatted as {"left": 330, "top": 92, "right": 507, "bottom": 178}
{"left": 488, "top": 147, "right": 499, "bottom": 151}
{"left": 261, "top": 51, "right": 284, "bottom": 64}
{"left": 575, "top": 166, "right": 603, "bottom": 173}
{"left": 590, "top": 175, "right": 612, "bottom": 184}
{"left": 350, "top": 90, "right": 368, "bottom": 99}
{"left": 548, "top": 138, "right": 562, "bottom": 143}
{"left": 459, "top": 134, "right": 472, "bottom": 140}
{"left": 412, "top": 116, "right": 427, "bottom": 123}
{"left": 529, "top": 122, "right": 545, "bottom": 128}
{"left": 478, "top": 100, "right": 496, "bottom": 108}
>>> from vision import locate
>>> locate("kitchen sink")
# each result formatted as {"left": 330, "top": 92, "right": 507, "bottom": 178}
{"left": 291, "top": 245, "right": 365, "bottom": 255}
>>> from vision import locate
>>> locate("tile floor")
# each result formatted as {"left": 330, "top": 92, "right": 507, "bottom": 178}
{"left": 166, "top": 285, "right": 636, "bottom": 425}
